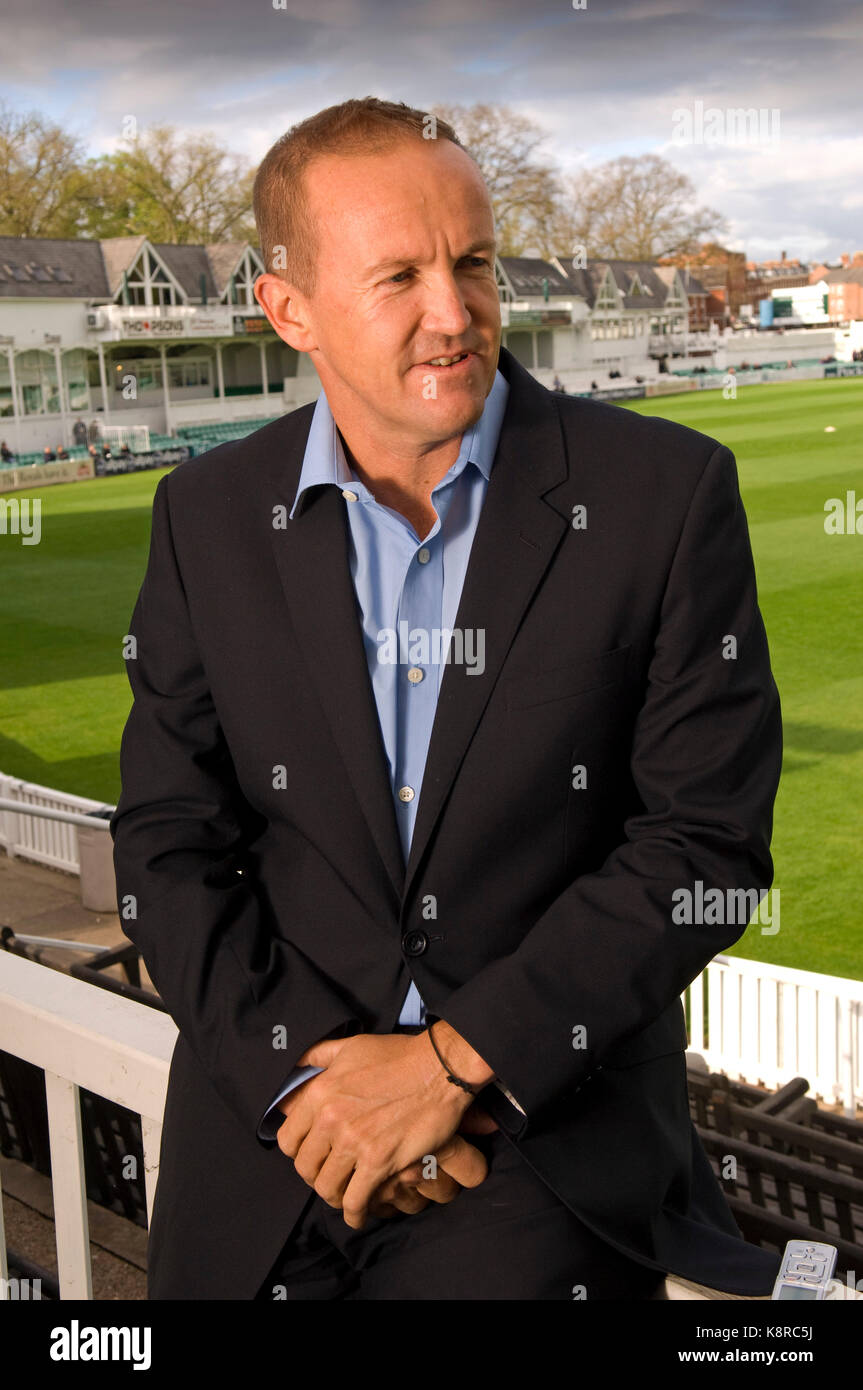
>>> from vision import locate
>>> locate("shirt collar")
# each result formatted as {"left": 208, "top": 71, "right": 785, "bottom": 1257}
{"left": 289, "top": 367, "right": 509, "bottom": 519}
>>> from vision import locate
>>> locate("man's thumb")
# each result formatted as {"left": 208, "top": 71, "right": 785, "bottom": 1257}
{"left": 296, "top": 1038, "right": 348, "bottom": 1067}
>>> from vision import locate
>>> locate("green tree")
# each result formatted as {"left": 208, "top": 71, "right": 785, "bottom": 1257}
{"left": 430, "top": 102, "right": 564, "bottom": 257}
{"left": 81, "top": 125, "right": 257, "bottom": 243}
{"left": 0, "top": 103, "right": 89, "bottom": 237}
{"left": 558, "top": 154, "right": 726, "bottom": 262}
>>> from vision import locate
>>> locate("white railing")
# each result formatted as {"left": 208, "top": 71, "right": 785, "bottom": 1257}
{"left": 649, "top": 332, "right": 716, "bottom": 353}
{"left": 685, "top": 954, "right": 863, "bottom": 1116}
{"left": 0, "top": 773, "right": 109, "bottom": 873}
{"left": 0, "top": 950, "right": 175, "bottom": 1299}
{"left": 0, "top": 945, "right": 860, "bottom": 1298}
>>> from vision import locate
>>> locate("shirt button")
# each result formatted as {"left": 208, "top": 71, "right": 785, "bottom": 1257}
{"left": 402, "top": 929, "right": 429, "bottom": 957}
{"left": 417, "top": 547, "right": 431, "bottom": 564}
{"left": 398, "top": 785, "right": 415, "bottom": 802}
{"left": 341, "top": 489, "right": 358, "bottom": 501}
{"left": 407, "top": 667, "right": 424, "bottom": 684}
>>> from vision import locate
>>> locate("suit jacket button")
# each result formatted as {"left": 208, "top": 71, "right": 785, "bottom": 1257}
{"left": 402, "top": 930, "right": 429, "bottom": 957}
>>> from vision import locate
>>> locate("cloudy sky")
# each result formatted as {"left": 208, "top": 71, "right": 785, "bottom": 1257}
{"left": 3, "top": 0, "right": 862, "bottom": 262}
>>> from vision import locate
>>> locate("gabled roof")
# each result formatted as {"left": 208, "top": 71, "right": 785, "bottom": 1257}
{"left": 654, "top": 265, "right": 707, "bottom": 297}
{"left": 99, "top": 236, "right": 148, "bottom": 297}
{"left": 681, "top": 269, "right": 708, "bottom": 295}
{"left": 0, "top": 237, "right": 110, "bottom": 299}
{"left": 0, "top": 234, "right": 262, "bottom": 303}
{"left": 498, "top": 256, "right": 584, "bottom": 298}
{"left": 498, "top": 253, "right": 707, "bottom": 313}
{"left": 206, "top": 241, "right": 254, "bottom": 297}
{"left": 586, "top": 262, "right": 622, "bottom": 306}
{"left": 152, "top": 243, "right": 217, "bottom": 300}
{"left": 588, "top": 259, "right": 671, "bottom": 310}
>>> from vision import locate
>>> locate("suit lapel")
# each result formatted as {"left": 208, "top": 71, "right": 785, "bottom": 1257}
{"left": 401, "top": 349, "right": 571, "bottom": 904}
{"left": 267, "top": 346, "right": 572, "bottom": 915}
{"left": 269, "top": 460, "right": 407, "bottom": 901}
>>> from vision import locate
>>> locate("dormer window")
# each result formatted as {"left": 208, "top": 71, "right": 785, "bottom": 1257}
{"left": 118, "top": 247, "right": 181, "bottom": 308}
{"left": 222, "top": 248, "right": 265, "bottom": 306}
{"left": 595, "top": 269, "right": 619, "bottom": 308}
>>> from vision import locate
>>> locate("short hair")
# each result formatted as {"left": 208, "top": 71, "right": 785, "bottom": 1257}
{"left": 252, "top": 97, "right": 472, "bottom": 296}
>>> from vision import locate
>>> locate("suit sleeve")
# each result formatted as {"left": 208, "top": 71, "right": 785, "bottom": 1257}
{"left": 110, "top": 474, "right": 362, "bottom": 1145}
{"left": 257, "top": 1066, "right": 324, "bottom": 1142}
{"left": 441, "top": 442, "right": 782, "bottom": 1134}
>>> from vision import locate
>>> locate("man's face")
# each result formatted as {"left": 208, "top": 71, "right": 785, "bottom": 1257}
{"left": 260, "top": 137, "right": 501, "bottom": 447}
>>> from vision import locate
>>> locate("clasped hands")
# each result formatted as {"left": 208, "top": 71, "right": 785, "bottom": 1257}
{"left": 275, "top": 1023, "right": 498, "bottom": 1229}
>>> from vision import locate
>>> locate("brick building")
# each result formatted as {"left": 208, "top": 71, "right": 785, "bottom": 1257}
{"left": 745, "top": 253, "right": 810, "bottom": 312}
{"left": 822, "top": 266, "right": 863, "bottom": 322}
{"left": 658, "top": 245, "right": 747, "bottom": 323}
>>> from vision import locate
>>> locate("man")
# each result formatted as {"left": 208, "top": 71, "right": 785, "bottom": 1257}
{"left": 111, "top": 98, "right": 784, "bottom": 1301}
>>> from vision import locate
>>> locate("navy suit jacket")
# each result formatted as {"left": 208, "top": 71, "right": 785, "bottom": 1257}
{"left": 111, "top": 345, "right": 784, "bottom": 1298}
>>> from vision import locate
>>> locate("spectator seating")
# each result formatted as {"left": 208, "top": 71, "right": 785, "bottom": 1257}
{"left": 687, "top": 1053, "right": 863, "bottom": 1287}
{"left": 175, "top": 417, "right": 280, "bottom": 453}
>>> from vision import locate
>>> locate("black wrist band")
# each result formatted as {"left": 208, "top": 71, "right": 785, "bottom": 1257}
{"left": 426, "top": 1021, "right": 481, "bottom": 1096}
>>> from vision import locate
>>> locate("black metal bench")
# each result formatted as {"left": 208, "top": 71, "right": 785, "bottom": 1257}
{"left": 686, "top": 1054, "right": 863, "bottom": 1286}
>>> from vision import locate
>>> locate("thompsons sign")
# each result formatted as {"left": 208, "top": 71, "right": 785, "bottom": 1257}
{"left": 120, "top": 317, "right": 186, "bottom": 337}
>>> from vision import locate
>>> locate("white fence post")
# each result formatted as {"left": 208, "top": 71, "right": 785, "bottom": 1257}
{"left": 0, "top": 773, "right": 19, "bottom": 859}
{"left": 689, "top": 971, "right": 705, "bottom": 1052}
{"left": 44, "top": 1071, "right": 93, "bottom": 1300}
{"left": 0, "top": 952, "right": 177, "bottom": 1300}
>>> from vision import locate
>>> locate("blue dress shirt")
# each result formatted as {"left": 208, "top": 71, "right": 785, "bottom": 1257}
{"left": 257, "top": 369, "right": 512, "bottom": 1141}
